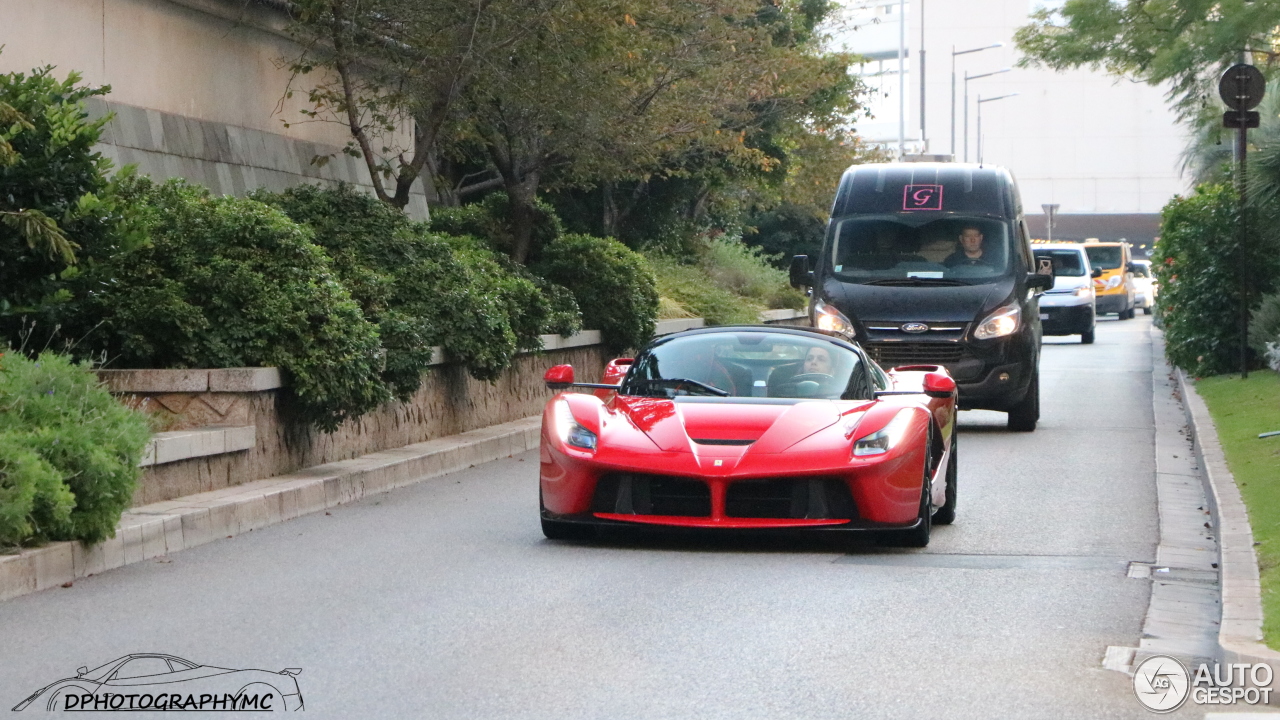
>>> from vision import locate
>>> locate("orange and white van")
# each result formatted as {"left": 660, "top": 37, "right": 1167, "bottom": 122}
{"left": 1083, "top": 240, "right": 1137, "bottom": 319}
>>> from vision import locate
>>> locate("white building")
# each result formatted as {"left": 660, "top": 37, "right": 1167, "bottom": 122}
{"left": 832, "top": 0, "right": 1190, "bottom": 250}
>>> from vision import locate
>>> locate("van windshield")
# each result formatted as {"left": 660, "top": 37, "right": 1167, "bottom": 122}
{"left": 827, "top": 215, "right": 1012, "bottom": 284}
{"left": 1084, "top": 245, "right": 1124, "bottom": 270}
{"left": 1033, "top": 249, "right": 1086, "bottom": 277}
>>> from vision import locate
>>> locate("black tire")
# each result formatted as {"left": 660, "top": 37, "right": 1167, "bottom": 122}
{"left": 1081, "top": 328, "right": 1095, "bottom": 344}
{"left": 1143, "top": 306, "right": 1153, "bottom": 315}
{"left": 1118, "top": 307, "right": 1133, "bottom": 320}
{"left": 933, "top": 430, "right": 957, "bottom": 525}
{"left": 540, "top": 488, "right": 595, "bottom": 541}
{"left": 1006, "top": 371, "right": 1039, "bottom": 432}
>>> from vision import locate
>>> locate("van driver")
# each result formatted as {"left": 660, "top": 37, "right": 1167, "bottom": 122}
{"left": 943, "top": 226, "right": 997, "bottom": 267}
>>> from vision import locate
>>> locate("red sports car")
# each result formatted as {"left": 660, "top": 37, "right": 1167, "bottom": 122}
{"left": 538, "top": 326, "right": 958, "bottom": 547}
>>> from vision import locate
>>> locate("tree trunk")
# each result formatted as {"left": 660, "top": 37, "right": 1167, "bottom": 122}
{"left": 507, "top": 170, "right": 541, "bottom": 264}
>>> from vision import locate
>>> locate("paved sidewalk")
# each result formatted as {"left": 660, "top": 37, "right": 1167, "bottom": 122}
{"left": 0, "top": 416, "right": 541, "bottom": 603}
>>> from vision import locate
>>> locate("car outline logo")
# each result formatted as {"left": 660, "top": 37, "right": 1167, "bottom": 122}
{"left": 900, "top": 323, "right": 929, "bottom": 334}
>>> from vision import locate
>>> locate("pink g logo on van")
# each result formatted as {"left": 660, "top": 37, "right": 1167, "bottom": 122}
{"left": 903, "top": 184, "right": 944, "bottom": 210}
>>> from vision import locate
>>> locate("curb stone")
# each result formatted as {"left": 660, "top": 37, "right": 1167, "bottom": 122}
{"left": 1175, "top": 362, "right": 1280, "bottom": 677}
{"left": 0, "top": 416, "right": 542, "bottom": 603}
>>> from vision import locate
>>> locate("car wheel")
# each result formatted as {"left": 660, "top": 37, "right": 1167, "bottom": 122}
{"left": 540, "top": 488, "right": 595, "bottom": 541}
{"left": 932, "top": 430, "right": 957, "bottom": 526}
{"left": 1143, "top": 306, "right": 1152, "bottom": 315}
{"left": 1081, "top": 328, "right": 1095, "bottom": 344}
{"left": 1006, "top": 370, "right": 1039, "bottom": 432}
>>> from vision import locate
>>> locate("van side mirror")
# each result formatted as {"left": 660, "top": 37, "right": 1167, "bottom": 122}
{"left": 1091, "top": 268, "right": 1103, "bottom": 278}
{"left": 1126, "top": 262, "right": 1139, "bottom": 273}
{"left": 1026, "top": 273, "right": 1053, "bottom": 291}
{"left": 789, "top": 255, "right": 814, "bottom": 288}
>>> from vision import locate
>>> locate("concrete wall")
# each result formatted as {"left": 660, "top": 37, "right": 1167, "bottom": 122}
{"left": 0, "top": 0, "right": 429, "bottom": 216}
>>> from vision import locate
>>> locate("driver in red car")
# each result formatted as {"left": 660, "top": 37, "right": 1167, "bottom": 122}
{"left": 803, "top": 346, "right": 834, "bottom": 376}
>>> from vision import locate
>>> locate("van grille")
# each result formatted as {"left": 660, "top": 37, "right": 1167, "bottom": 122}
{"left": 865, "top": 342, "right": 971, "bottom": 365}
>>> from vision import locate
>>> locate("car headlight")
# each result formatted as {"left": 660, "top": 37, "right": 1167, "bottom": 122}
{"left": 1073, "top": 285, "right": 1092, "bottom": 297}
{"left": 813, "top": 298, "right": 856, "bottom": 338}
{"left": 1104, "top": 275, "right": 1122, "bottom": 290}
{"left": 973, "top": 303, "right": 1020, "bottom": 340}
{"left": 853, "top": 409, "right": 915, "bottom": 457}
{"left": 555, "top": 399, "right": 597, "bottom": 451}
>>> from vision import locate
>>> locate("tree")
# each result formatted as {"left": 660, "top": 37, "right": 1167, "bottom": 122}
{"left": 1014, "top": 0, "right": 1280, "bottom": 122}
{"left": 286, "top": 0, "right": 562, "bottom": 210}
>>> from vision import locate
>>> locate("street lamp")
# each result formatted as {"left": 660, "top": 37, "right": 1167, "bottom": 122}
{"left": 976, "top": 92, "right": 1018, "bottom": 164}
{"left": 965, "top": 69, "right": 1011, "bottom": 162}
{"left": 951, "top": 42, "right": 1003, "bottom": 158}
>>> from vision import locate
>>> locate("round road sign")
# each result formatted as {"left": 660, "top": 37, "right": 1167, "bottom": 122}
{"left": 1219, "top": 64, "right": 1266, "bottom": 111}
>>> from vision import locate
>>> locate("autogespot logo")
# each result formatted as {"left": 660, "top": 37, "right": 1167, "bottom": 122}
{"left": 1133, "top": 655, "right": 1190, "bottom": 713}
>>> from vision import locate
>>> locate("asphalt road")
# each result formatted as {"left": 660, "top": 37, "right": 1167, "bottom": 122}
{"left": 1, "top": 316, "right": 1186, "bottom": 718}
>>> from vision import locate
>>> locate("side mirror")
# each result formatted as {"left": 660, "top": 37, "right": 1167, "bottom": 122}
{"left": 544, "top": 365, "right": 574, "bottom": 390}
{"left": 1026, "top": 272, "right": 1053, "bottom": 291}
{"left": 789, "top": 255, "right": 814, "bottom": 288}
{"left": 922, "top": 372, "right": 957, "bottom": 398}
{"left": 77, "top": 666, "right": 88, "bottom": 677}
{"left": 1126, "top": 262, "right": 1139, "bottom": 273}
{"left": 1091, "top": 268, "right": 1103, "bottom": 278}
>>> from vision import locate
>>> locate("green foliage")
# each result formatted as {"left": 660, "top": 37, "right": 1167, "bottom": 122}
{"left": 430, "top": 192, "right": 563, "bottom": 262}
{"left": 536, "top": 234, "right": 659, "bottom": 352}
{"left": 699, "top": 235, "right": 806, "bottom": 310}
{"left": 0, "top": 62, "right": 146, "bottom": 349}
{"left": 1249, "top": 292, "right": 1280, "bottom": 368}
{"left": 68, "top": 179, "right": 387, "bottom": 432}
{"left": 260, "top": 184, "right": 580, "bottom": 390}
{"left": 647, "top": 254, "right": 762, "bottom": 325}
{"left": 647, "top": 233, "right": 805, "bottom": 324}
{"left": 1154, "top": 183, "right": 1280, "bottom": 375}
{"left": 743, "top": 202, "right": 828, "bottom": 268}
{"left": 1015, "top": 0, "right": 1280, "bottom": 122}
{"left": 0, "top": 351, "right": 150, "bottom": 547}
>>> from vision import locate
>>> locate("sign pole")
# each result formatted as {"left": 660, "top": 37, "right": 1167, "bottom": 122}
{"left": 1219, "top": 63, "right": 1265, "bottom": 378}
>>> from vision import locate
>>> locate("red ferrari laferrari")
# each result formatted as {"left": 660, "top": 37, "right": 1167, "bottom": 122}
{"left": 538, "top": 326, "right": 958, "bottom": 547}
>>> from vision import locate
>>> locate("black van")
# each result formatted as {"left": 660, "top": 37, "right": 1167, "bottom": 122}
{"left": 789, "top": 162, "right": 1052, "bottom": 431}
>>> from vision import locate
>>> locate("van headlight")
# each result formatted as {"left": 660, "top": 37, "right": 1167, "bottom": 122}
{"left": 555, "top": 399, "right": 597, "bottom": 451}
{"left": 1073, "top": 285, "right": 1092, "bottom": 297}
{"left": 813, "top": 299, "right": 856, "bottom": 338}
{"left": 973, "top": 303, "right": 1021, "bottom": 340}
{"left": 853, "top": 410, "right": 914, "bottom": 457}
{"left": 1104, "top": 275, "right": 1122, "bottom": 290}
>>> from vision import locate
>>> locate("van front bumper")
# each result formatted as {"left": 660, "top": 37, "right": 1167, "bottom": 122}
{"left": 1095, "top": 292, "right": 1131, "bottom": 315}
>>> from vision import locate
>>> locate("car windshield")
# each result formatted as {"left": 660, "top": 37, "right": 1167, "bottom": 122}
{"left": 827, "top": 215, "right": 1012, "bottom": 284}
{"left": 1033, "top": 249, "right": 1086, "bottom": 277}
{"left": 621, "top": 332, "right": 869, "bottom": 400}
{"left": 1085, "top": 245, "right": 1123, "bottom": 270}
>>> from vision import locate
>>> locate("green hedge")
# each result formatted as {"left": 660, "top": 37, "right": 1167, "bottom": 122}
{"left": 69, "top": 179, "right": 388, "bottom": 432}
{"left": 1155, "top": 183, "right": 1280, "bottom": 376}
{"left": 0, "top": 352, "right": 150, "bottom": 547}
{"left": 536, "top": 234, "right": 659, "bottom": 352}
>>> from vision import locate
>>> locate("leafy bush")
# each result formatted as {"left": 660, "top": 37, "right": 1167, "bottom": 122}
{"left": 0, "top": 63, "right": 145, "bottom": 350}
{"left": 0, "top": 352, "right": 150, "bottom": 547}
{"left": 647, "top": 254, "right": 763, "bottom": 324}
{"left": 536, "top": 234, "right": 659, "bottom": 351}
{"left": 258, "top": 184, "right": 580, "bottom": 390}
{"left": 430, "top": 192, "right": 563, "bottom": 262}
{"left": 699, "top": 235, "right": 806, "bottom": 310}
{"left": 742, "top": 202, "right": 827, "bottom": 268}
{"left": 1155, "top": 183, "right": 1280, "bottom": 376}
{"left": 1250, "top": 293, "right": 1280, "bottom": 371}
{"left": 67, "top": 179, "right": 387, "bottom": 431}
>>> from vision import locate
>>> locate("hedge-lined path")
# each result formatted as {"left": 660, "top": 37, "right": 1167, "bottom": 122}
{"left": 1, "top": 316, "right": 1184, "bottom": 718}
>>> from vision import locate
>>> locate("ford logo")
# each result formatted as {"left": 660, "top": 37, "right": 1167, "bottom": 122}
{"left": 901, "top": 323, "right": 929, "bottom": 334}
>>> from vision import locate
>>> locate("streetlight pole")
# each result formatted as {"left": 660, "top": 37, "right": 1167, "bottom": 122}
{"left": 919, "top": 0, "right": 926, "bottom": 150}
{"left": 976, "top": 93, "right": 1017, "bottom": 164}
{"left": 965, "top": 68, "right": 1011, "bottom": 162}
{"left": 951, "top": 42, "right": 1003, "bottom": 158}
{"left": 897, "top": 0, "right": 906, "bottom": 158}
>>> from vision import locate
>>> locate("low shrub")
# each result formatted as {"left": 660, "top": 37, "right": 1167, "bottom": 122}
{"left": 1250, "top": 293, "right": 1280, "bottom": 371}
{"left": 67, "top": 179, "right": 387, "bottom": 431}
{"left": 536, "top": 234, "right": 659, "bottom": 352}
{"left": 699, "top": 235, "right": 807, "bottom": 310}
{"left": 259, "top": 184, "right": 581, "bottom": 389}
{"left": 647, "top": 255, "right": 763, "bottom": 324}
{"left": 0, "top": 352, "right": 150, "bottom": 547}
{"left": 430, "top": 192, "right": 563, "bottom": 262}
{"left": 1155, "top": 183, "right": 1280, "bottom": 376}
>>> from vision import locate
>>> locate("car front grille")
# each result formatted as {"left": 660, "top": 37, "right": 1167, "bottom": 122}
{"left": 593, "top": 474, "right": 857, "bottom": 520}
{"left": 865, "top": 342, "right": 971, "bottom": 365}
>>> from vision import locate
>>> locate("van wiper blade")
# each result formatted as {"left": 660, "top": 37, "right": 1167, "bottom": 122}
{"left": 862, "top": 278, "right": 966, "bottom": 287}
